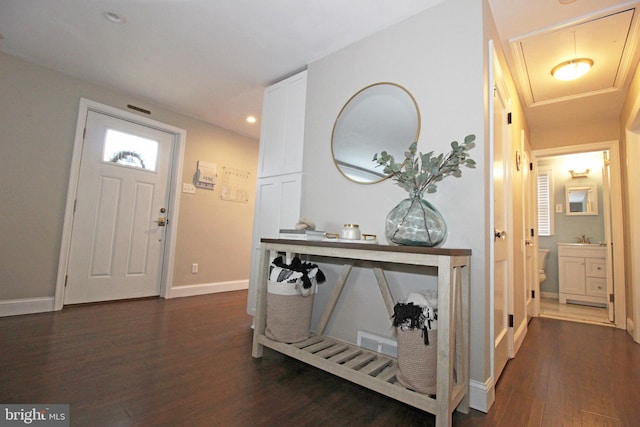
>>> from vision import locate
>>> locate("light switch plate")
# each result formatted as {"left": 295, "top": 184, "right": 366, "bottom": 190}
{"left": 183, "top": 183, "right": 196, "bottom": 193}
{"left": 555, "top": 203, "right": 563, "bottom": 213}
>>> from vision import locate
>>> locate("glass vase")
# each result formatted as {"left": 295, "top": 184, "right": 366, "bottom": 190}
{"left": 385, "top": 196, "right": 447, "bottom": 247}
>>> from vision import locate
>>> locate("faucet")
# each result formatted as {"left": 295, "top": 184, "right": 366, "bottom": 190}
{"left": 577, "top": 235, "right": 591, "bottom": 244}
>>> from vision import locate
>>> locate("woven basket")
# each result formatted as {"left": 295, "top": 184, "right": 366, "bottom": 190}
{"left": 265, "top": 280, "right": 314, "bottom": 343}
{"left": 396, "top": 327, "right": 437, "bottom": 395}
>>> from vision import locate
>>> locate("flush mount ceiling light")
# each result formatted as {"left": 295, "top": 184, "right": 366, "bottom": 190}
{"left": 103, "top": 11, "right": 125, "bottom": 24}
{"left": 246, "top": 116, "right": 257, "bottom": 124}
{"left": 551, "top": 30, "right": 592, "bottom": 81}
{"left": 551, "top": 58, "right": 593, "bottom": 80}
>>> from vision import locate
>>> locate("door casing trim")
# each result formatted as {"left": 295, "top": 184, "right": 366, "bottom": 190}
{"left": 54, "top": 98, "right": 186, "bottom": 309}
{"left": 532, "top": 140, "right": 626, "bottom": 329}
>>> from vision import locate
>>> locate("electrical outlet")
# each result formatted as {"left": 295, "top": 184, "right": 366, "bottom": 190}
{"left": 191, "top": 263, "right": 198, "bottom": 274}
{"left": 183, "top": 183, "right": 196, "bottom": 194}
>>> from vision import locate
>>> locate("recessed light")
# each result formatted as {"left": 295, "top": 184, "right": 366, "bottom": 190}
{"left": 103, "top": 11, "right": 125, "bottom": 24}
{"left": 246, "top": 116, "right": 257, "bottom": 124}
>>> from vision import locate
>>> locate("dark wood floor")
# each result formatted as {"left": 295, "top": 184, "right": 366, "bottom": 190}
{"left": 1, "top": 291, "right": 639, "bottom": 426}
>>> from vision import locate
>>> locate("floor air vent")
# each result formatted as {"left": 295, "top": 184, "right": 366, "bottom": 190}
{"left": 356, "top": 331, "right": 397, "bottom": 358}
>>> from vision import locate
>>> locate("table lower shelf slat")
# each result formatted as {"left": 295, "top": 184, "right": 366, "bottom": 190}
{"left": 258, "top": 333, "right": 462, "bottom": 414}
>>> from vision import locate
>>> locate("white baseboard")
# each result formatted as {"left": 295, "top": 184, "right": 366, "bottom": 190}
{"left": 0, "top": 297, "right": 55, "bottom": 317}
{"left": 513, "top": 318, "right": 527, "bottom": 356}
{"left": 628, "top": 317, "right": 639, "bottom": 343}
{"left": 0, "top": 282, "right": 249, "bottom": 316}
{"left": 540, "top": 291, "right": 559, "bottom": 299}
{"left": 168, "top": 280, "right": 248, "bottom": 298}
{"left": 469, "top": 378, "right": 494, "bottom": 413}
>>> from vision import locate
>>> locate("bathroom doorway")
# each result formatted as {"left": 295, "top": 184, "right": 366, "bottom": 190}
{"left": 533, "top": 142, "right": 625, "bottom": 328}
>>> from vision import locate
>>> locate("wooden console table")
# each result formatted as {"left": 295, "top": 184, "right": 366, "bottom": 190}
{"left": 251, "top": 239, "right": 471, "bottom": 427}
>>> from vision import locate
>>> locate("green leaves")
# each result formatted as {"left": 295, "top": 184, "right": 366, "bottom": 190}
{"left": 373, "top": 133, "right": 476, "bottom": 197}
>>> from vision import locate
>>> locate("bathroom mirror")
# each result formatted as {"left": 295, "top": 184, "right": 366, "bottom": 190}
{"left": 566, "top": 185, "right": 598, "bottom": 215}
{"left": 331, "top": 82, "right": 420, "bottom": 183}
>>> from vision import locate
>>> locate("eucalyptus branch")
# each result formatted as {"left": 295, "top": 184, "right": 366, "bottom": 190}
{"left": 373, "top": 134, "right": 476, "bottom": 197}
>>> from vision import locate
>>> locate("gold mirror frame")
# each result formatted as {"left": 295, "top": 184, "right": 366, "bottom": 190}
{"left": 331, "top": 82, "right": 421, "bottom": 184}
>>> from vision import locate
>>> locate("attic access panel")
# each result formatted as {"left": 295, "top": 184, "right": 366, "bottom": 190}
{"left": 515, "top": 8, "right": 635, "bottom": 104}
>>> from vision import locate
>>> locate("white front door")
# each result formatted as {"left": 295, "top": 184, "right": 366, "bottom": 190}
{"left": 64, "top": 111, "right": 175, "bottom": 304}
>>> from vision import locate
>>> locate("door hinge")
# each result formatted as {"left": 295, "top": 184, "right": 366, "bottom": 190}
{"left": 507, "top": 112, "right": 512, "bottom": 124}
{"left": 529, "top": 162, "right": 533, "bottom": 171}
{"left": 610, "top": 293, "right": 615, "bottom": 303}
{"left": 64, "top": 275, "right": 68, "bottom": 287}
{"left": 530, "top": 228, "right": 535, "bottom": 237}
{"left": 83, "top": 127, "right": 86, "bottom": 139}
{"left": 73, "top": 199, "right": 77, "bottom": 213}
{"left": 508, "top": 314, "right": 514, "bottom": 327}
{"left": 531, "top": 290, "right": 535, "bottom": 299}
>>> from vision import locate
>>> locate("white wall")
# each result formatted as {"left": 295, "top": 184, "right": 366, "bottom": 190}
{"left": 302, "top": 0, "right": 491, "bottom": 406}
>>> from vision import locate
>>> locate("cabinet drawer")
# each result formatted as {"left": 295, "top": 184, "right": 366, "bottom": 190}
{"left": 586, "top": 258, "right": 606, "bottom": 278}
{"left": 558, "top": 245, "right": 606, "bottom": 258}
{"left": 586, "top": 277, "right": 607, "bottom": 298}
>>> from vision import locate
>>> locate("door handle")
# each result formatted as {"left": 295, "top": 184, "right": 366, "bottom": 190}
{"left": 494, "top": 229, "right": 507, "bottom": 240}
{"left": 155, "top": 216, "right": 167, "bottom": 226}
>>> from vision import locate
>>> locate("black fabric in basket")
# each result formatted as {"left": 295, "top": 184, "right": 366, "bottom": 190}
{"left": 270, "top": 256, "right": 326, "bottom": 288}
{"left": 391, "top": 302, "right": 437, "bottom": 345}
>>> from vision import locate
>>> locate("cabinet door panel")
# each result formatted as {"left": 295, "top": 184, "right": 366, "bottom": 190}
{"left": 559, "top": 256, "right": 586, "bottom": 294}
{"left": 247, "top": 174, "right": 302, "bottom": 315}
{"left": 258, "top": 71, "right": 307, "bottom": 177}
{"left": 259, "top": 85, "right": 288, "bottom": 177}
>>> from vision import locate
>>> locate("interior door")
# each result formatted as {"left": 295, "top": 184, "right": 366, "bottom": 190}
{"left": 491, "top": 46, "right": 512, "bottom": 382}
{"left": 522, "top": 148, "right": 536, "bottom": 320}
{"left": 602, "top": 151, "right": 615, "bottom": 322}
{"left": 64, "top": 111, "right": 174, "bottom": 304}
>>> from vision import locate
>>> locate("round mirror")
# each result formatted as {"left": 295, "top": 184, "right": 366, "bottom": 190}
{"left": 331, "top": 82, "right": 420, "bottom": 183}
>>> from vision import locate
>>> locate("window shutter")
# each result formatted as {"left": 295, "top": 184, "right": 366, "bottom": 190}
{"left": 537, "top": 168, "right": 554, "bottom": 236}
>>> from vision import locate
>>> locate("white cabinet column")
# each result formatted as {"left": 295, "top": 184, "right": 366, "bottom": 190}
{"left": 247, "top": 70, "right": 307, "bottom": 315}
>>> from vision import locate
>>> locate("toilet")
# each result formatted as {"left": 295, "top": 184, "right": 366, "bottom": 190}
{"left": 538, "top": 249, "right": 550, "bottom": 283}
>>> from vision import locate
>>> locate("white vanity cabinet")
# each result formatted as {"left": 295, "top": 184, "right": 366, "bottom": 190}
{"left": 558, "top": 244, "right": 607, "bottom": 306}
{"left": 247, "top": 70, "right": 307, "bottom": 315}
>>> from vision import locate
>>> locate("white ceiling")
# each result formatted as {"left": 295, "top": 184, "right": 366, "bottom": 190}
{"left": 1, "top": 0, "right": 639, "bottom": 139}
{"left": 489, "top": 0, "right": 640, "bottom": 131}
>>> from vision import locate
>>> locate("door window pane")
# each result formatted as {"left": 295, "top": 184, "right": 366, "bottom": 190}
{"left": 103, "top": 129, "right": 159, "bottom": 171}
